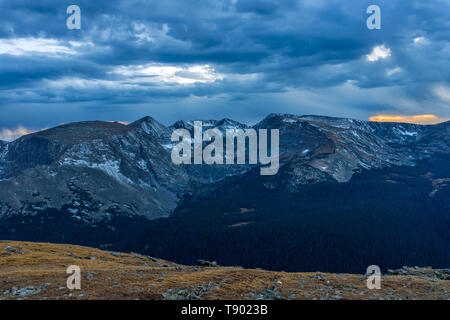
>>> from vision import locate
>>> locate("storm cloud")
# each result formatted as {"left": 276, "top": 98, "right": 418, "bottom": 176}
{"left": 0, "top": 0, "right": 449, "bottom": 133}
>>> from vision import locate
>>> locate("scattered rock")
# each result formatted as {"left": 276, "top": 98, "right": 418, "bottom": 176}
{"left": 248, "top": 285, "right": 282, "bottom": 300}
{"left": 145, "top": 256, "right": 157, "bottom": 262}
{"left": 388, "top": 267, "right": 450, "bottom": 280}
{"left": 3, "top": 283, "right": 49, "bottom": 299}
{"left": 162, "top": 282, "right": 217, "bottom": 300}
{"left": 197, "top": 259, "right": 218, "bottom": 267}
{"left": 4, "top": 246, "right": 23, "bottom": 255}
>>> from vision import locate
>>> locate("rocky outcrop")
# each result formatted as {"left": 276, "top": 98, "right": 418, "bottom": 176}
{"left": 197, "top": 259, "right": 218, "bottom": 267}
{"left": 388, "top": 266, "right": 450, "bottom": 280}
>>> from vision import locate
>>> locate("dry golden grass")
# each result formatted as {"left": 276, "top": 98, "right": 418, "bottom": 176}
{"left": 0, "top": 241, "right": 448, "bottom": 300}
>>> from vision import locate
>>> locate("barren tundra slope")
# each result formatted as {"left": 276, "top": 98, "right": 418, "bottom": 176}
{"left": 0, "top": 241, "right": 448, "bottom": 300}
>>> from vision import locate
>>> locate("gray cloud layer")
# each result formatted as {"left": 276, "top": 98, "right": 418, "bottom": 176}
{"left": 0, "top": 0, "right": 449, "bottom": 131}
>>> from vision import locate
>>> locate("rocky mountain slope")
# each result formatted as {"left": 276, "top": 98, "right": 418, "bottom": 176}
{"left": 1, "top": 241, "right": 448, "bottom": 300}
{"left": 0, "top": 114, "right": 448, "bottom": 248}
{"left": 0, "top": 120, "right": 190, "bottom": 221}
{"left": 0, "top": 117, "right": 253, "bottom": 223}
{"left": 254, "top": 114, "right": 448, "bottom": 183}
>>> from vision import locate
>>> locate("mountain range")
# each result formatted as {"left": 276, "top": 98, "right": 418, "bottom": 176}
{"left": 0, "top": 114, "right": 449, "bottom": 272}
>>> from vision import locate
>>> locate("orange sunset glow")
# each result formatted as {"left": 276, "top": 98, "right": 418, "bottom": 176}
{"left": 369, "top": 114, "right": 447, "bottom": 125}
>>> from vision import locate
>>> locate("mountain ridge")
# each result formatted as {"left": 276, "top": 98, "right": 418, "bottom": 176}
{"left": 0, "top": 114, "right": 448, "bottom": 262}
{"left": 0, "top": 113, "right": 448, "bottom": 219}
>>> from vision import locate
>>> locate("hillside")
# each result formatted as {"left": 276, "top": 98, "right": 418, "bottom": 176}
{"left": 0, "top": 241, "right": 448, "bottom": 300}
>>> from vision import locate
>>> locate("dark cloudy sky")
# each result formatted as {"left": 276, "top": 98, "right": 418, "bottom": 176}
{"left": 0, "top": 0, "right": 449, "bottom": 140}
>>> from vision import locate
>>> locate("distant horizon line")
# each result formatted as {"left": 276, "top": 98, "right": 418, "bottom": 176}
{"left": 1, "top": 113, "right": 449, "bottom": 143}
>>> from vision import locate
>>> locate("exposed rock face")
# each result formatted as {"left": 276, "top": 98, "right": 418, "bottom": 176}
{"left": 0, "top": 114, "right": 448, "bottom": 226}
{"left": 388, "top": 267, "right": 450, "bottom": 280}
{"left": 129, "top": 116, "right": 173, "bottom": 145}
{"left": 197, "top": 259, "right": 218, "bottom": 267}
{"left": 0, "top": 120, "right": 189, "bottom": 221}
{"left": 255, "top": 114, "right": 447, "bottom": 183}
